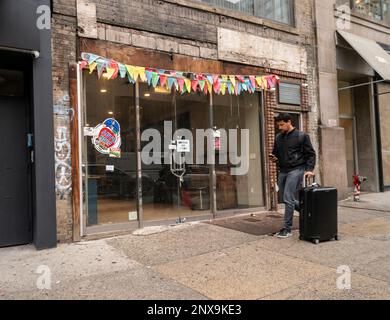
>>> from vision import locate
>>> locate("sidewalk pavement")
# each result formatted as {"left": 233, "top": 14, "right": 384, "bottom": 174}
{"left": 0, "top": 192, "right": 389, "bottom": 300}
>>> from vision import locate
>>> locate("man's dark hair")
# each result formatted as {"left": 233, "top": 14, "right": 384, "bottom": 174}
{"left": 275, "top": 113, "right": 293, "bottom": 123}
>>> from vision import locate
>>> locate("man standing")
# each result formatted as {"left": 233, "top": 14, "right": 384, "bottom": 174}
{"left": 270, "top": 113, "right": 316, "bottom": 239}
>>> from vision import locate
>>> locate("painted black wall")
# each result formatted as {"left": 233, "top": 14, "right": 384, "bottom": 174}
{"left": 0, "top": 0, "right": 56, "bottom": 249}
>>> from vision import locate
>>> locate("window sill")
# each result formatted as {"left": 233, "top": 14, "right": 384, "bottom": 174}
{"left": 163, "top": 0, "right": 299, "bottom": 36}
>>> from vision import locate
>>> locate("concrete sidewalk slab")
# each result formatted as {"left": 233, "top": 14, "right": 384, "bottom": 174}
{"left": 261, "top": 272, "right": 390, "bottom": 300}
{"left": 152, "top": 241, "right": 335, "bottom": 300}
{"left": 1, "top": 196, "right": 389, "bottom": 300}
{"left": 2, "top": 268, "right": 207, "bottom": 300}
{"left": 338, "top": 206, "right": 389, "bottom": 224}
{"left": 0, "top": 240, "right": 139, "bottom": 293}
{"left": 253, "top": 233, "right": 390, "bottom": 273}
{"left": 339, "top": 217, "right": 390, "bottom": 237}
{"left": 107, "top": 223, "right": 259, "bottom": 267}
{"left": 339, "top": 192, "right": 390, "bottom": 212}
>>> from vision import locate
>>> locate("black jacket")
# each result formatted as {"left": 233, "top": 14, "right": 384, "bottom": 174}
{"left": 272, "top": 129, "right": 316, "bottom": 173}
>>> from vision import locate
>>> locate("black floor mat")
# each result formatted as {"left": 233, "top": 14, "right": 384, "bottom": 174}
{"left": 207, "top": 213, "right": 299, "bottom": 236}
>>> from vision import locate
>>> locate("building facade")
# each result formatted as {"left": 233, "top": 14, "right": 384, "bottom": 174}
{"left": 50, "top": 0, "right": 320, "bottom": 243}
{"left": 0, "top": 0, "right": 56, "bottom": 249}
{"left": 2, "top": 1, "right": 387, "bottom": 248}
{"left": 315, "top": 0, "right": 390, "bottom": 199}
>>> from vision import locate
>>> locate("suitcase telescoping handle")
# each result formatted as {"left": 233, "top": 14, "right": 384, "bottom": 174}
{"left": 304, "top": 175, "right": 316, "bottom": 188}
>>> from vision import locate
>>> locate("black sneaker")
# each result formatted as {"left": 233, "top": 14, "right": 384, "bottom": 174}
{"left": 276, "top": 229, "right": 292, "bottom": 239}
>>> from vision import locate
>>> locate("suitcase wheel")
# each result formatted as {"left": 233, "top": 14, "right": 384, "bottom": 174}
{"left": 335, "top": 235, "right": 339, "bottom": 241}
{"left": 299, "top": 235, "right": 304, "bottom": 241}
{"left": 312, "top": 239, "right": 320, "bottom": 245}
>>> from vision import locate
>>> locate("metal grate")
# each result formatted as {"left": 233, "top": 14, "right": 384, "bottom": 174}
{"left": 279, "top": 82, "right": 301, "bottom": 105}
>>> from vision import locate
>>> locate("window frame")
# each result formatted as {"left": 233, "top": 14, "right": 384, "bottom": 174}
{"left": 349, "top": 0, "right": 390, "bottom": 24}
{"left": 278, "top": 81, "right": 301, "bottom": 106}
{"left": 190, "top": 0, "right": 296, "bottom": 27}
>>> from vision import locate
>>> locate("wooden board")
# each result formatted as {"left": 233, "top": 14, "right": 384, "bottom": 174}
{"left": 78, "top": 38, "right": 285, "bottom": 76}
{"left": 77, "top": 0, "right": 97, "bottom": 39}
{"left": 69, "top": 62, "right": 81, "bottom": 242}
{"left": 218, "top": 27, "right": 308, "bottom": 75}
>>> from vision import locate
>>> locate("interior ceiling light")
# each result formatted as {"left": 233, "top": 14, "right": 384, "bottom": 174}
{"left": 154, "top": 87, "right": 171, "bottom": 94}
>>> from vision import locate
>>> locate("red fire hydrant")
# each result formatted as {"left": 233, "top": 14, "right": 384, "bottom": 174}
{"left": 353, "top": 175, "right": 368, "bottom": 202}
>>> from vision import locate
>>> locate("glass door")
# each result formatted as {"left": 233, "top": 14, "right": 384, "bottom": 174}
{"left": 139, "top": 83, "right": 212, "bottom": 222}
{"left": 82, "top": 72, "right": 138, "bottom": 230}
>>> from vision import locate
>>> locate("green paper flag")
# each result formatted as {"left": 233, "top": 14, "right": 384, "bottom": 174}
{"left": 152, "top": 73, "right": 159, "bottom": 87}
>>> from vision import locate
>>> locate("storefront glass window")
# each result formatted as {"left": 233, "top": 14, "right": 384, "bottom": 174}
{"left": 83, "top": 73, "right": 137, "bottom": 227}
{"left": 83, "top": 73, "right": 266, "bottom": 227}
{"left": 213, "top": 93, "right": 265, "bottom": 210}
{"left": 198, "top": 0, "right": 294, "bottom": 25}
{"left": 352, "top": 0, "right": 390, "bottom": 23}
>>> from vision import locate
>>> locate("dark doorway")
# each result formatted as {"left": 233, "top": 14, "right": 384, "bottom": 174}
{"left": 0, "top": 56, "right": 33, "bottom": 247}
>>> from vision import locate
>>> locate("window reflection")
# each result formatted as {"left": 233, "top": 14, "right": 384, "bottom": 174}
{"left": 353, "top": 0, "right": 390, "bottom": 23}
{"left": 198, "top": 0, "right": 294, "bottom": 25}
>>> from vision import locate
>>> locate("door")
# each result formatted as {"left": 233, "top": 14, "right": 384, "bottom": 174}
{"left": 0, "top": 68, "right": 32, "bottom": 247}
{"left": 139, "top": 83, "right": 212, "bottom": 221}
{"left": 83, "top": 72, "right": 138, "bottom": 230}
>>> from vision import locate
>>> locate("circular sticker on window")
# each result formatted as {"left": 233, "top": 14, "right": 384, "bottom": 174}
{"left": 92, "top": 118, "right": 122, "bottom": 158}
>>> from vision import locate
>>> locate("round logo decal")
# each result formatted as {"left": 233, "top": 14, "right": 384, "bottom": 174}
{"left": 92, "top": 118, "right": 122, "bottom": 158}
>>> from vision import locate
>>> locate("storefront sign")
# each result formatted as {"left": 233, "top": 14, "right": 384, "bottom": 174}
{"left": 106, "top": 165, "right": 115, "bottom": 172}
{"left": 92, "top": 118, "right": 122, "bottom": 158}
{"left": 176, "top": 140, "right": 191, "bottom": 153}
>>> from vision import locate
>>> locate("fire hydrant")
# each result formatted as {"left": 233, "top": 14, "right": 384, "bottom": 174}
{"left": 353, "top": 175, "right": 368, "bottom": 202}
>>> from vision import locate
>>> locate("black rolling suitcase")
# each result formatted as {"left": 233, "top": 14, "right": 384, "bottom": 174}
{"left": 299, "top": 177, "right": 339, "bottom": 244}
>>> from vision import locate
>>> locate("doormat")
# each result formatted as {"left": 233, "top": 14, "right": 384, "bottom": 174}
{"left": 207, "top": 213, "right": 299, "bottom": 236}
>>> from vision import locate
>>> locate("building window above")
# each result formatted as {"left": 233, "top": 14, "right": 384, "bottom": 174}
{"left": 352, "top": 0, "right": 390, "bottom": 24}
{"left": 197, "top": 0, "right": 294, "bottom": 25}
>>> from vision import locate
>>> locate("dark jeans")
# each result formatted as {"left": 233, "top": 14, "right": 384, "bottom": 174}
{"left": 278, "top": 166, "right": 305, "bottom": 232}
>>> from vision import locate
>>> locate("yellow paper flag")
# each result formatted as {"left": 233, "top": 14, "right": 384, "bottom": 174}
{"left": 229, "top": 75, "right": 236, "bottom": 87}
{"left": 136, "top": 67, "right": 147, "bottom": 82}
{"left": 262, "top": 77, "right": 268, "bottom": 90}
{"left": 221, "top": 83, "right": 227, "bottom": 95}
{"left": 133, "top": 68, "right": 140, "bottom": 82}
{"left": 89, "top": 62, "right": 97, "bottom": 74}
{"left": 256, "top": 77, "right": 263, "bottom": 88}
{"left": 207, "top": 81, "right": 213, "bottom": 95}
{"left": 184, "top": 79, "right": 191, "bottom": 93}
{"left": 126, "top": 65, "right": 135, "bottom": 80}
{"left": 105, "top": 67, "right": 116, "bottom": 80}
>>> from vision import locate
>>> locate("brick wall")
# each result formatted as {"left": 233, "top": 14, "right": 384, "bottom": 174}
{"left": 52, "top": 11, "right": 77, "bottom": 242}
